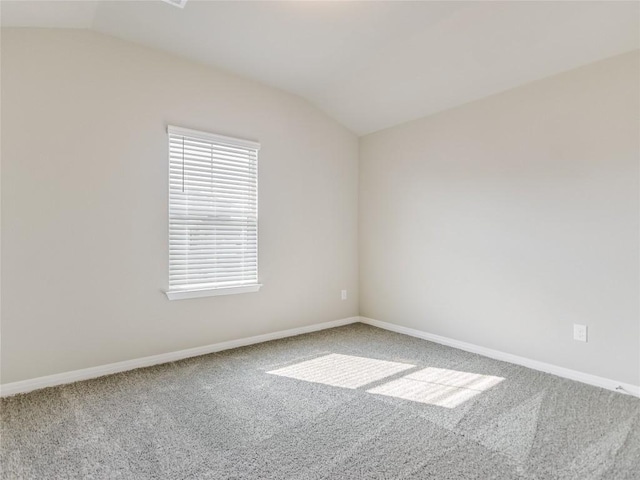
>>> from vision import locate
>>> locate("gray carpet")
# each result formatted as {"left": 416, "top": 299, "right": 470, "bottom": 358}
{"left": 1, "top": 323, "right": 639, "bottom": 480}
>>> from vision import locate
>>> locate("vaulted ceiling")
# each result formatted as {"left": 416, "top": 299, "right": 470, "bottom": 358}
{"left": 2, "top": 1, "right": 638, "bottom": 135}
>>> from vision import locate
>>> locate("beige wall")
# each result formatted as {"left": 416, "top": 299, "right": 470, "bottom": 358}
{"left": 2, "top": 29, "right": 638, "bottom": 388}
{"left": 0, "top": 29, "right": 359, "bottom": 384}
{"left": 360, "top": 52, "right": 640, "bottom": 385}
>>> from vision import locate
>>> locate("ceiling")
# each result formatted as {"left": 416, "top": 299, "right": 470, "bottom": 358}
{"left": 2, "top": 1, "right": 639, "bottom": 135}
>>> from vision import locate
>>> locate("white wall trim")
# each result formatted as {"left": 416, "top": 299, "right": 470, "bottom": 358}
{"left": 360, "top": 317, "right": 640, "bottom": 398}
{"left": 4, "top": 316, "right": 637, "bottom": 398}
{"left": 165, "top": 284, "right": 262, "bottom": 300}
{"left": 0, "top": 316, "right": 359, "bottom": 397}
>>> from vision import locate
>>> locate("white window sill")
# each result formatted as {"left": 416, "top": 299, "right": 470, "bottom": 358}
{"left": 166, "top": 284, "right": 262, "bottom": 301}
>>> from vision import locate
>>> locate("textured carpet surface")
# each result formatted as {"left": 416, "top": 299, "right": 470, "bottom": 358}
{"left": 1, "top": 323, "right": 639, "bottom": 479}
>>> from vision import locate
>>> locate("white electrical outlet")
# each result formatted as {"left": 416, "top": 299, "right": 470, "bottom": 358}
{"left": 161, "top": 0, "right": 188, "bottom": 8}
{"left": 341, "top": 290, "right": 347, "bottom": 300}
{"left": 573, "top": 324, "right": 587, "bottom": 342}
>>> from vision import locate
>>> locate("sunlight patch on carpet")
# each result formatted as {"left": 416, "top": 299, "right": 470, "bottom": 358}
{"left": 267, "top": 353, "right": 415, "bottom": 389}
{"left": 368, "top": 367, "right": 504, "bottom": 408}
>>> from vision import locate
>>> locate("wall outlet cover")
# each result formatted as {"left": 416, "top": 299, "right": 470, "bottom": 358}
{"left": 573, "top": 324, "right": 588, "bottom": 342}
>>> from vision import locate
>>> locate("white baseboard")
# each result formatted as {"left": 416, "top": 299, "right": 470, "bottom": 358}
{"left": 360, "top": 317, "right": 640, "bottom": 398}
{"left": 0, "top": 316, "right": 360, "bottom": 397}
{"left": 4, "top": 316, "right": 637, "bottom": 399}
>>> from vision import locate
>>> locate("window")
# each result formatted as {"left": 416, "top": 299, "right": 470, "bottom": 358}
{"left": 166, "top": 126, "right": 260, "bottom": 300}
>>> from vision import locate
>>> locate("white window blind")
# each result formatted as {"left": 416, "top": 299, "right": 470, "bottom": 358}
{"left": 166, "top": 126, "right": 260, "bottom": 300}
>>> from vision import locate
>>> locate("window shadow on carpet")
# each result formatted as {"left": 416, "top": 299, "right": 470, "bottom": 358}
{"left": 267, "top": 353, "right": 504, "bottom": 408}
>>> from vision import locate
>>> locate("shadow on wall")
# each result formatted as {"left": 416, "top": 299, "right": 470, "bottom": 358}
{"left": 267, "top": 353, "right": 504, "bottom": 408}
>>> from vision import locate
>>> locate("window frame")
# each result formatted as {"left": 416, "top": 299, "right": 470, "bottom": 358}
{"left": 165, "top": 125, "right": 261, "bottom": 301}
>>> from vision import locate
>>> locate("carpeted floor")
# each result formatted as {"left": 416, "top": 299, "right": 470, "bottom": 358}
{"left": 1, "top": 323, "right": 639, "bottom": 479}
